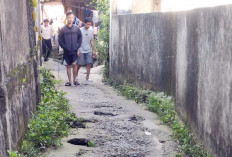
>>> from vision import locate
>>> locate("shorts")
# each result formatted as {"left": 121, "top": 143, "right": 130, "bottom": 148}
{"left": 63, "top": 54, "right": 77, "bottom": 66}
{"left": 77, "top": 53, "right": 93, "bottom": 66}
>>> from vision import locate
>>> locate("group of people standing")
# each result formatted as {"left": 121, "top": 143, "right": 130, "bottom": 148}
{"left": 41, "top": 11, "right": 96, "bottom": 86}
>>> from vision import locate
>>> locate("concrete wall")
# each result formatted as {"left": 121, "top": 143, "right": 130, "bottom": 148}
{"left": 131, "top": 0, "right": 161, "bottom": 13}
{"left": 110, "top": 5, "right": 232, "bottom": 157}
{"left": 0, "top": 0, "right": 40, "bottom": 156}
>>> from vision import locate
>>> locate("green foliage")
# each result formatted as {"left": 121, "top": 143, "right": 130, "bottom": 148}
{"left": 91, "top": 0, "right": 110, "bottom": 77}
{"left": 22, "top": 78, "right": 26, "bottom": 84}
{"left": 40, "top": 0, "right": 50, "bottom": 2}
{"left": 87, "top": 141, "right": 96, "bottom": 147}
{"left": 31, "top": 0, "right": 37, "bottom": 8}
{"left": 118, "top": 84, "right": 150, "bottom": 103}
{"left": 8, "top": 68, "right": 77, "bottom": 157}
{"left": 7, "top": 150, "right": 19, "bottom": 157}
{"left": 105, "top": 79, "right": 211, "bottom": 157}
{"left": 147, "top": 93, "right": 175, "bottom": 124}
{"left": 92, "top": 0, "right": 110, "bottom": 14}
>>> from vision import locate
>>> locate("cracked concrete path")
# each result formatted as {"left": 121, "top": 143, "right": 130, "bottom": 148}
{"left": 43, "top": 60, "right": 179, "bottom": 157}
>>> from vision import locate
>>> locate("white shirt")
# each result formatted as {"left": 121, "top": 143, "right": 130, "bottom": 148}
{"left": 79, "top": 27, "right": 94, "bottom": 53}
{"left": 41, "top": 25, "right": 53, "bottom": 40}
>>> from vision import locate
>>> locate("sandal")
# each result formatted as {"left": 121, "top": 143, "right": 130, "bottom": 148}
{"left": 65, "top": 82, "right": 72, "bottom": 86}
{"left": 74, "top": 81, "right": 80, "bottom": 86}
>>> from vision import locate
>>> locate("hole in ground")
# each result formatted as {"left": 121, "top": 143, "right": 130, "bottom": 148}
{"left": 81, "top": 119, "right": 98, "bottom": 123}
{"left": 94, "top": 105, "right": 114, "bottom": 108}
{"left": 94, "top": 111, "right": 117, "bottom": 116}
{"left": 70, "top": 121, "right": 86, "bottom": 128}
{"left": 128, "top": 115, "right": 145, "bottom": 122}
{"left": 68, "top": 138, "right": 90, "bottom": 147}
{"left": 159, "top": 140, "right": 166, "bottom": 143}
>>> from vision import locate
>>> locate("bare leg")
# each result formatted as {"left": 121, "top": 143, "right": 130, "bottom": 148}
{"left": 77, "top": 65, "right": 81, "bottom": 78}
{"left": 86, "top": 64, "right": 91, "bottom": 80}
{"left": 72, "top": 62, "right": 77, "bottom": 82}
{"left": 67, "top": 65, "right": 72, "bottom": 83}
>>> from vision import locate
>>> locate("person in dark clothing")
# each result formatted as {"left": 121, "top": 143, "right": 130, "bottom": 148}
{"left": 81, "top": 11, "right": 93, "bottom": 28}
{"left": 84, "top": 8, "right": 93, "bottom": 19}
{"left": 59, "top": 11, "right": 82, "bottom": 86}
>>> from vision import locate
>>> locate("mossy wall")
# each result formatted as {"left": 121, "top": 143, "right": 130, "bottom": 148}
{"left": 0, "top": 0, "right": 40, "bottom": 156}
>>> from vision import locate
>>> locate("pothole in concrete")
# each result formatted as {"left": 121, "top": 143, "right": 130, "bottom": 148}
{"left": 94, "top": 105, "right": 114, "bottom": 108}
{"left": 94, "top": 111, "right": 117, "bottom": 116}
{"left": 128, "top": 115, "right": 145, "bottom": 123}
{"left": 81, "top": 119, "right": 98, "bottom": 123}
{"left": 70, "top": 121, "right": 86, "bottom": 129}
{"left": 68, "top": 138, "right": 89, "bottom": 146}
{"left": 69, "top": 118, "right": 98, "bottom": 128}
{"left": 68, "top": 138, "right": 96, "bottom": 147}
{"left": 159, "top": 140, "right": 166, "bottom": 143}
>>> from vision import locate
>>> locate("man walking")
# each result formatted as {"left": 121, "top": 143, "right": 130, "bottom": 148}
{"left": 41, "top": 19, "right": 54, "bottom": 62}
{"left": 77, "top": 17, "right": 96, "bottom": 84}
{"left": 59, "top": 11, "right": 82, "bottom": 86}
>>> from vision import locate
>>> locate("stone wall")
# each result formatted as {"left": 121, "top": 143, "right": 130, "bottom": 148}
{"left": 110, "top": 5, "right": 232, "bottom": 157}
{"left": 0, "top": 0, "right": 40, "bottom": 156}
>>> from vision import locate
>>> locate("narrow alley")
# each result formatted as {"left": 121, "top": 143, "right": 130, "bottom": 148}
{"left": 43, "top": 60, "right": 179, "bottom": 157}
{"left": 1, "top": 0, "right": 232, "bottom": 157}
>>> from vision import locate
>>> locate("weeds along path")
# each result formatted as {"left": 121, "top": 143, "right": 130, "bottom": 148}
{"left": 43, "top": 60, "right": 179, "bottom": 157}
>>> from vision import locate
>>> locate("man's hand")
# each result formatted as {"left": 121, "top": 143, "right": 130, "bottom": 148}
{"left": 92, "top": 52, "right": 97, "bottom": 58}
{"left": 90, "top": 39, "right": 97, "bottom": 58}
{"left": 77, "top": 50, "right": 80, "bottom": 57}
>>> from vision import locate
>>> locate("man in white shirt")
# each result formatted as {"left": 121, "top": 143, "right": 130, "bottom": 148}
{"left": 77, "top": 17, "right": 97, "bottom": 83}
{"left": 41, "top": 19, "right": 54, "bottom": 62}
